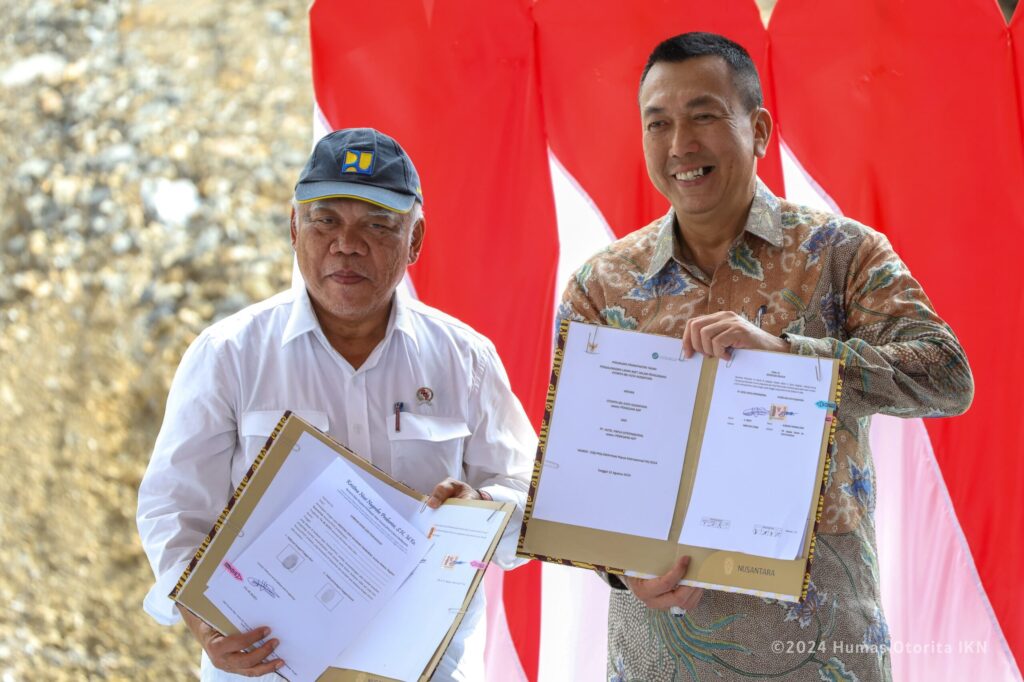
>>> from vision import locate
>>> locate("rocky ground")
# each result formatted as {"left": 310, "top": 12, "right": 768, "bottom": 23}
{"left": 0, "top": 0, "right": 311, "bottom": 677}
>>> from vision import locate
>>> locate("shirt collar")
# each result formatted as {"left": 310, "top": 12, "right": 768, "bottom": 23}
{"left": 746, "top": 178, "right": 784, "bottom": 248}
{"left": 281, "top": 279, "right": 420, "bottom": 354}
{"left": 644, "top": 177, "right": 783, "bottom": 282}
{"left": 391, "top": 286, "right": 420, "bottom": 353}
{"left": 281, "top": 280, "right": 320, "bottom": 347}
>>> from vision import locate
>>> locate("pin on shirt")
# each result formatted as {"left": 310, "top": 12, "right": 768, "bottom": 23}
{"left": 416, "top": 386, "right": 434, "bottom": 406}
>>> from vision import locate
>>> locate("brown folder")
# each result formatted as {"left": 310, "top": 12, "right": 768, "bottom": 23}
{"left": 170, "top": 412, "right": 513, "bottom": 681}
{"left": 517, "top": 321, "right": 843, "bottom": 602}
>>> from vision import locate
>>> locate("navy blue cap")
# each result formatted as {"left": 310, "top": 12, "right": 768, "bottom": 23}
{"left": 294, "top": 128, "right": 423, "bottom": 213}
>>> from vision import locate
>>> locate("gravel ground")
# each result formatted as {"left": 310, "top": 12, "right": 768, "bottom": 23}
{"left": 0, "top": 0, "right": 311, "bottom": 677}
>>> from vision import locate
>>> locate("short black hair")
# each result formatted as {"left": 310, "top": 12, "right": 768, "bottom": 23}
{"left": 639, "top": 32, "right": 763, "bottom": 111}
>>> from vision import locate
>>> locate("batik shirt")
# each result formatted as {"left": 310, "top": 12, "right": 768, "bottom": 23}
{"left": 558, "top": 179, "right": 973, "bottom": 682}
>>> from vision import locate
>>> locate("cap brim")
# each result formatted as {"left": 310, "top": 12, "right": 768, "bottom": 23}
{"left": 294, "top": 181, "right": 417, "bottom": 213}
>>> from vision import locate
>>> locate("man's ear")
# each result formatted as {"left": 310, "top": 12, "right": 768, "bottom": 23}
{"left": 290, "top": 205, "right": 298, "bottom": 249}
{"left": 408, "top": 216, "right": 425, "bottom": 265}
{"left": 753, "top": 107, "right": 773, "bottom": 159}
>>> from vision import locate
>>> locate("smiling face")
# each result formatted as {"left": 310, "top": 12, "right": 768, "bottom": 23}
{"left": 640, "top": 56, "right": 771, "bottom": 232}
{"left": 291, "top": 197, "right": 424, "bottom": 330}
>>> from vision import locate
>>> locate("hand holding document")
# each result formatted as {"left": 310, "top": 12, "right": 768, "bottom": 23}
{"left": 518, "top": 321, "right": 841, "bottom": 602}
{"left": 173, "top": 416, "right": 515, "bottom": 682}
{"left": 205, "top": 456, "right": 429, "bottom": 682}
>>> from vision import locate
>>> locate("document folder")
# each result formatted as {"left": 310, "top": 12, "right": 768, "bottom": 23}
{"left": 517, "top": 321, "right": 843, "bottom": 602}
{"left": 171, "top": 412, "right": 514, "bottom": 681}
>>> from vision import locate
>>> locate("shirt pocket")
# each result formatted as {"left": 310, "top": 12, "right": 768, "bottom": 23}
{"left": 387, "top": 413, "right": 471, "bottom": 495}
{"left": 239, "top": 409, "right": 329, "bottom": 460}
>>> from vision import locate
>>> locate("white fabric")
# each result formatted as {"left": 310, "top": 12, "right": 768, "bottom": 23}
{"left": 137, "top": 281, "right": 535, "bottom": 681}
{"left": 872, "top": 416, "right": 1023, "bottom": 682}
{"left": 482, "top": 568, "right": 529, "bottom": 682}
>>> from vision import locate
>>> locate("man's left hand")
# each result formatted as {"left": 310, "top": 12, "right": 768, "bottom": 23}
{"left": 625, "top": 556, "right": 704, "bottom": 612}
{"left": 683, "top": 311, "right": 789, "bottom": 360}
{"left": 426, "top": 477, "right": 492, "bottom": 509}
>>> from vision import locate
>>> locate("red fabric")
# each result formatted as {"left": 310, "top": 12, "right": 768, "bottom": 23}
{"left": 308, "top": 1, "right": 554, "bottom": 677}
{"left": 533, "top": 0, "right": 783, "bottom": 237}
{"left": 769, "top": 2, "right": 1024, "bottom": 669}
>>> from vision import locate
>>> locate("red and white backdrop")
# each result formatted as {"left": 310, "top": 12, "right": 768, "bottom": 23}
{"left": 307, "top": 1, "right": 1024, "bottom": 679}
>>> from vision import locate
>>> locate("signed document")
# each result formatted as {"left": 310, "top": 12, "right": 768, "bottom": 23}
{"left": 335, "top": 503, "right": 508, "bottom": 680}
{"left": 519, "top": 321, "right": 842, "bottom": 601}
{"left": 530, "top": 322, "right": 701, "bottom": 539}
{"left": 678, "top": 350, "right": 835, "bottom": 559}
{"left": 172, "top": 417, "right": 515, "bottom": 681}
{"left": 204, "top": 453, "right": 430, "bottom": 682}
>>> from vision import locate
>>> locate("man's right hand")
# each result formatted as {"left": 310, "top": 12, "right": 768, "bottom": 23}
{"left": 178, "top": 605, "right": 285, "bottom": 677}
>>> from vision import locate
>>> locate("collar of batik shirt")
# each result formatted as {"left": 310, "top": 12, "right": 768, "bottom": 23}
{"left": 643, "top": 177, "right": 784, "bottom": 284}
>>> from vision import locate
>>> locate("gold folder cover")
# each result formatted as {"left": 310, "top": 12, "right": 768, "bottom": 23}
{"left": 170, "top": 412, "right": 513, "bottom": 681}
{"left": 517, "top": 321, "right": 843, "bottom": 602}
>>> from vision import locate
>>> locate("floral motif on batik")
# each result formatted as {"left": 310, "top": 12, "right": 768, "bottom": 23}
{"left": 818, "top": 657, "right": 859, "bottom": 682}
{"left": 800, "top": 218, "right": 852, "bottom": 268}
{"left": 840, "top": 457, "right": 875, "bottom": 514}
{"left": 820, "top": 289, "right": 847, "bottom": 338}
{"left": 602, "top": 305, "right": 638, "bottom": 330}
{"left": 624, "top": 261, "right": 694, "bottom": 301}
{"left": 863, "top": 607, "right": 891, "bottom": 652}
{"left": 784, "top": 580, "right": 828, "bottom": 629}
{"left": 728, "top": 241, "right": 765, "bottom": 281}
{"left": 575, "top": 262, "right": 594, "bottom": 296}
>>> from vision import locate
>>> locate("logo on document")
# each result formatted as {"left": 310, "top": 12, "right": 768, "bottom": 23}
{"left": 769, "top": 404, "right": 790, "bottom": 421}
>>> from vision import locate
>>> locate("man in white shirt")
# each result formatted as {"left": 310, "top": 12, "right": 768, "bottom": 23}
{"left": 137, "top": 128, "right": 536, "bottom": 680}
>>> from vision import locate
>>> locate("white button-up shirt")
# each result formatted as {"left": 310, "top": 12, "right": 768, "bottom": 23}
{"left": 137, "top": 282, "right": 536, "bottom": 681}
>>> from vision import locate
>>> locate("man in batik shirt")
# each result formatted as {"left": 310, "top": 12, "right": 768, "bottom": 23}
{"left": 558, "top": 32, "right": 973, "bottom": 682}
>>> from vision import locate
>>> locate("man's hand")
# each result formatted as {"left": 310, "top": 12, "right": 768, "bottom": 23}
{"left": 426, "top": 477, "right": 491, "bottom": 509}
{"left": 178, "top": 606, "right": 284, "bottom": 677}
{"left": 624, "top": 556, "right": 704, "bottom": 612}
{"left": 683, "top": 311, "right": 789, "bottom": 360}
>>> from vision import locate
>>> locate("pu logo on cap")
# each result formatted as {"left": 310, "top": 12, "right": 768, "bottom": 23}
{"left": 341, "top": 149, "right": 375, "bottom": 175}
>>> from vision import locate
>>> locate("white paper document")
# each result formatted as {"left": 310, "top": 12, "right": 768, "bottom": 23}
{"left": 678, "top": 351, "right": 834, "bottom": 559}
{"left": 335, "top": 503, "right": 505, "bottom": 680}
{"left": 205, "top": 454, "right": 430, "bottom": 682}
{"left": 531, "top": 322, "right": 701, "bottom": 539}
{"left": 217, "top": 432, "right": 342, "bottom": 564}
